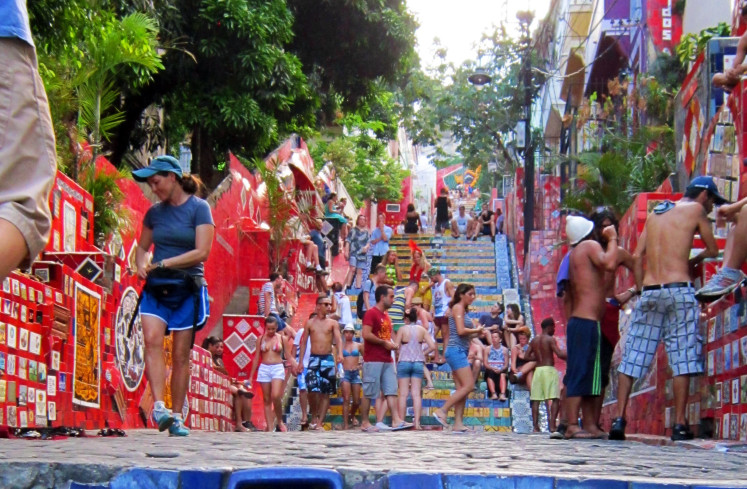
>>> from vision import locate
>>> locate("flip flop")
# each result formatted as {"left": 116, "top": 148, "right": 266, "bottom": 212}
{"left": 391, "top": 422, "right": 414, "bottom": 431}
{"left": 361, "top": 425, "right": 380, "bottom": 433}
{"left": 451, "top": 427, "right": 474, "bottom": 434}
{"left": 432, "top": 410, "right": 449, "bottom": 428}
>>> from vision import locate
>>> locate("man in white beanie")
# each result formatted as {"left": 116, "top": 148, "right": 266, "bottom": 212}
{"left": 562, "top": 215, "right": 618, "bottom": 439}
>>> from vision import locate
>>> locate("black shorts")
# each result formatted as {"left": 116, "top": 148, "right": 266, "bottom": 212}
{"left": 370, "top": 255, "right": 384, "bottom": 271}
{"left": 563, "top": 317, "right": 602, "bottom": 397}
{"left": 484, "top": 369, "right": 505, "bottom": 386}
{"left": 306, "top": 354, "right": 337, "bottom": 395}
{"left": 482, "top": 224, "right": 492, "bottom": 235}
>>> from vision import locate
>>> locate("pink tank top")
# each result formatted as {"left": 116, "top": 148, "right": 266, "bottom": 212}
{"left": 398, "top": 324, "right": 425, "bottom": 363}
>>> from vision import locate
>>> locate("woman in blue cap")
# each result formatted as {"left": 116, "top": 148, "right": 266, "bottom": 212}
{"left": 133, "top": 155, "right": 214, "bottom": 437}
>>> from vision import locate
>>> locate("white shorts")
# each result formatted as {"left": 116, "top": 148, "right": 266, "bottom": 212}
{"left": 257, "top": 363, "right": 285, "bottom": 383}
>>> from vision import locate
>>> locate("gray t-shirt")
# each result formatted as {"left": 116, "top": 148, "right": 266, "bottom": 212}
{"left": 143, "top": 196, "right": 214, "bottom": 277}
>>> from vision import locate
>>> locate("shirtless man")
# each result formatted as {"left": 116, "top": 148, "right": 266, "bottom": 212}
{"left": 562, "top": 215, "right": 618, "bottom": 439}
{"left": 712, "top": 5, "right": 747, "bottom": 91}
{"left": 526, "top": 317, "right": 567, "bottom": 433}
{"left": 297, "top": 295, "right": 343, "bottom": 430}
{"left": 611, "top": 176, "right": 722, "bottom": 441}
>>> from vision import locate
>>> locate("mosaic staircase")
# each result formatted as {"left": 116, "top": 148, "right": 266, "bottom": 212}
{"left": 285, "top": 232, "right": 522, "bottom": 431}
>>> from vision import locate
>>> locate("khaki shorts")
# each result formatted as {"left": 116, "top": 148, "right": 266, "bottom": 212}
{"left": 0, "top": 39, "right": 56, "bottom": 263}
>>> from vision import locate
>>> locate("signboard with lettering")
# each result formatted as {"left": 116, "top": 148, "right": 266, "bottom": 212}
{"left": 647, "top": 0, "right": 683, "bottom": 54}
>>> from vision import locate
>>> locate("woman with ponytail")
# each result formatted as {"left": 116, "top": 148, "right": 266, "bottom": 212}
{"left": 133, "top": 155, "right": 214, "bottom": 437}
{"left": 432, "top": 283, "right": 484, "bottom": 432}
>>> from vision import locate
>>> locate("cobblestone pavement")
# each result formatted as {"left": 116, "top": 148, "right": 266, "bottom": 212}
{"left": 1, "top": 430, "right": 747, "bottom": 487}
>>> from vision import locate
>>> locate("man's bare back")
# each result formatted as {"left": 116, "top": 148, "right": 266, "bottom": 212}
{"left": 307, "top": 317, "right": 337, "bottom": 355}
{"left": 636, "top": 201, "right": 716, "bottom": 287}
{"left": 529, "top": 333, "right": 562, "bottom": 367}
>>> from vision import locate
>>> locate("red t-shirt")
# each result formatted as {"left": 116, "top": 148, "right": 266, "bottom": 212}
{"left": 409, "top": 264, "right": 424, "bottom": 284}
{"left": 363, "top": 307, "right": 394, "bottom": 363}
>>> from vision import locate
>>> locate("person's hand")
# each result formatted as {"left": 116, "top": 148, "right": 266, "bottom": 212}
{"left": 601, "top": 225, "right": 617, "bottom": 242}
{"left": 384, "top": 340, "right": 398, "bottom": 351}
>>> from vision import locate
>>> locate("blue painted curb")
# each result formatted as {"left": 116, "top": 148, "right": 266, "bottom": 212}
{"left": 226, "top": 467, "right": 343, "bottom": 489}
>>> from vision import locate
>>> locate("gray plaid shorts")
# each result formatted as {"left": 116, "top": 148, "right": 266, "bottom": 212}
{"left": 618, "top": 285, "right": 703, "bottom": 378}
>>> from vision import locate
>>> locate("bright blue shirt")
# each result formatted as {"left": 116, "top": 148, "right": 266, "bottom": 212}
{"left": 0, "top": 0, "right": 34, "bottom": 45}
{"left": 370, "top": 226, "right": 392, "bottom": 256}
{"left": 143, "top": 196, "right": 214, "bottom": 277}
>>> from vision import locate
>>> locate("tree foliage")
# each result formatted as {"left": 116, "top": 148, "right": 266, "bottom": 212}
{"left": 403, "top": 24, "right": 546, "bottom": 173}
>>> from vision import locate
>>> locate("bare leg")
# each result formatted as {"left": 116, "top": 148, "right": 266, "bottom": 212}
{"left": 359, "top": 395, "right": 373, "bottom": 430}
{"left": 531, "top": 401, "right": 540, "bottom": 432}
{"left": 261, "top": 382, "right": 273, "bottom": 431}
{"left": 342, "top": 381, "right": 351, "bottom": 429}
{"left": 673, "top": 375, "right": 691, "bottom": 426}
{"left": 545, "top": 400, "right": 554, "bottom": 432}
{"left": 232, "top": 394, "right": 246, "bottom": 431}
{"left": 564, "top": 395, "right": 584, "bottom": 437}
{"left": 581, "top": 397, "right": 603, "bottom": 435}
{"left": 351, "top": 384, "right": 361, "bottom": 425}
{"left": 309, "top": 392, "right": 321, "bottom": 426}
{"left": 412, "top": 378, "right": 423, "bottom": 429}
{"left": 549, "top": 398, "right": 559, "bottom": 432}
{"left": 616, "top": 373, "right": 634, "bottom": 420}
{"left": 386, "top": 394, "right": 404, "bottom": 426}
{"left": 451, "top": 220, "right": 460, "bottom": 238}
{"left": 723, "top": 206, "right": 747, "bottom": 269}
{"left": 434, "top": 367, "right": 473, "bottom": 429}
{"left": 272, "top": 379, "right": 286, "bottom": 431}
{"left": 423, "top": 365, "right": 434, "bottom": 388}
{"left": 499, "top": 373, "right": 508, "bottom": 400}
{"left": 471, "top": 359, "right": 482, "bottom": 384}
{"left": 142, "top": 316, "right": 168, "bottom": 402}
{"left": 316, "top": 393, "right": 331, "bottom": 428}
{"left": 398, "top": 378, "right": 410, "bottom": 421}
{"left": 299, "top": 390, "right": 309, "bottom": 425}
{"left": 375, "top": 392, "right": 387, "bottom": 423}
{"left": 344, "top": 266, "right": 355, "bottom": 289}
{"left": 0, "top": 220, "right": 28, "bottom": 282}
{"left": 487, "top": 376, "right": 497, "bottom": 398}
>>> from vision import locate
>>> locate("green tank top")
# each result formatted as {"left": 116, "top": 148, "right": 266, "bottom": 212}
{"left": 386, "top": 264, "right": 397, "bottom": 282}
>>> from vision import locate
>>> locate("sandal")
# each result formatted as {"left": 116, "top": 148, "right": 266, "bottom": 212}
{"left": 361, "top": 425, "right": 380, "bottom": 433}
{"left": 432, "top": 410, "right": 449, "bottom": 428}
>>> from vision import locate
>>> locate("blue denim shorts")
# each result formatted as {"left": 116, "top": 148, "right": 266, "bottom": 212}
{"left": 397, "top": 361, "right": 424, "bottom": 379}
{"left": 343, "top": 369, "right": 362, "bottom": 384}
{"left": 445, "top": 347, "right": 470, "bottom": 371}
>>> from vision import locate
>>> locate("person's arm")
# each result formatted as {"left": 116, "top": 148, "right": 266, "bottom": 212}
{"left": 482, "top": 346, "right": 495, "bottom": 372}
{"left": 501, "top": 347, "right": 510, "bottom": 372}
{"left": 296, "top": 327, "right": 310, "bottom": 374}
{"left": 362, "top": 323, "right": 394, "bottom": 350}
{"left": 283, "top": 335, "right": 297, "bottom": 373}
{"left": 445, "top": 280, "right": 456, "bottom": 298}
{"left": 248, "top": 334, "right": 263, "bottom": 383}
{"left": 362, "top": 281, "right": 370, "bottom": 308}
{"left": 263, "top": 289, "right": 272, "bottom": 318}
{"left": 213, "top": 361, "right": 230, "bottom": 376}
{"left": 588, "top": 226, "right": 619, "bottom": 272}
{"left": 524, "top": 341, "right": 535, "bottom": 362}
{"left": 717, "top": 197, "right": 747, "bottom": 222}
{"left": 552, "top": 337, "right": 567, "bottom": 360}
{"left": 691, "top": 207, "right": 720, "bottom": 266}
{"left": 135, "top": 226, "right": 154, "bottom": 280}
{"left": 728, "top": 34, "right": 747, "bottom": 74}
{"left": 333, "top": 323, "right": 343, "bottom": 364}
{"left": 632, "top": 224, "right": 647, "bottom": 291}
{"left": 510, "top": 346, "right": 518, "bottom": 373}
{"left": 453, "top": 304, "right": 483, "bottom": 337}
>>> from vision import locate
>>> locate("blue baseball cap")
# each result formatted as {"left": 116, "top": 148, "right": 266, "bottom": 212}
{"left": 687, "top": 176, "right": 729, "bottom": 205}
{"left": 132, "top": 155, "right": 182, "bottom": 182}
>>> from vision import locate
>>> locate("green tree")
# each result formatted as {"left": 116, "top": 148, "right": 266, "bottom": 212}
{"left": 403, "top": 24, "right": 545, "bottom": 174}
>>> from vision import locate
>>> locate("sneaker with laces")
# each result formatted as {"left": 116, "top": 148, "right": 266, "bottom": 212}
{"left": 151, "top": 403, "right": 175, "bottom": 432}
{"left": 695, "top": 269, "right": 745, "bottom": 302}
{"left": 609, "top": 417, "right": 626, "bottom": 441}
{"left": 671, "top": 423, "right": 694, "bottom": 441}
{"left": 168, "top": 417, "right": 190, "bottom": 437}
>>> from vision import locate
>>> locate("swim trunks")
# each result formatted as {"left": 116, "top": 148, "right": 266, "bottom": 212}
{"left": 306, "top": 354, "right": 338, "bottom": 395}
{"left": 618, "top": 284, "right": 703, "bottom": 379}
{"left": 563, "top": 317, "right": 601, "bottom": 397}
{"left": 530, "top": 366, "right": 560, "bottom": 401}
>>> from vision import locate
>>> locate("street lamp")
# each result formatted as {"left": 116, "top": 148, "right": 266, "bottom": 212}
{"left": 468, "top": 67, "right": 492, "bottom": 89}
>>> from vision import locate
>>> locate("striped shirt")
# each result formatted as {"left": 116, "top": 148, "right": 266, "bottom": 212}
{"left": 258, "top": 282, "right": 277, "bottom": 316}
{"left": 389, "top": 289, "right": 406, "bottom": 330}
